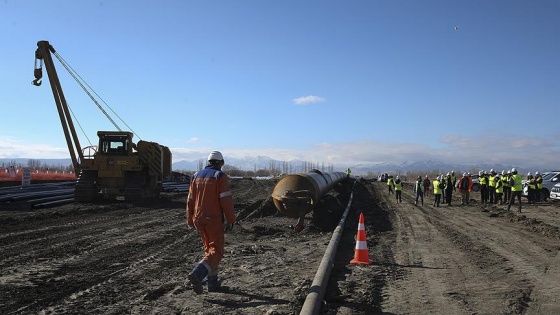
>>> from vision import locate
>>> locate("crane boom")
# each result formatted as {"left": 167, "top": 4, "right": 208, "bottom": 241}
{"left": 33, "top": 40, "right": 84, "bottom": 173}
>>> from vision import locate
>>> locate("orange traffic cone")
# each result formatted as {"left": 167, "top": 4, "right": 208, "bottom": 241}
{"left": 350, "top": 212, "right": 372, "bottom": 265}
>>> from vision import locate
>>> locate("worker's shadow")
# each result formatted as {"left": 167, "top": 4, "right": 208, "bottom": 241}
{"left": 205, "top": 286, "right": 290, "bottom": 307}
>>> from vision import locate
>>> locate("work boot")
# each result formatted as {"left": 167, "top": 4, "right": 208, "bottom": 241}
{"left": 188, "top": 262, "right": 208, "bottom": 295}
{"left": 207, "top": 274, "right": 221, "bottom": 292}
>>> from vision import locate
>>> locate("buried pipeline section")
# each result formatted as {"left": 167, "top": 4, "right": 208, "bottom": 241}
{"left": 271, "top": 170, "right": 346, "bottom": 232}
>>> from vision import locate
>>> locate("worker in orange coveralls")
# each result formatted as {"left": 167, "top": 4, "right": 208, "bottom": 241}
{"left": 186, "top": 151, "right": 236, "bottom": 294}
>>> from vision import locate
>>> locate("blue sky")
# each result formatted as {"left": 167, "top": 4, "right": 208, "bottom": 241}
{"left": 1, "top": 0, "right": 559, "bottom": 170}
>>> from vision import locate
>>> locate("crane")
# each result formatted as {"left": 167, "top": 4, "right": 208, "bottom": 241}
{"left": 32, "top": 40, "right": 172, "bottom": 202}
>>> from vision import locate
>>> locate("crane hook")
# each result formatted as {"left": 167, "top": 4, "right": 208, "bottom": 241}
{"left": 32, "top": 68, "right": 42, "bottom": 86}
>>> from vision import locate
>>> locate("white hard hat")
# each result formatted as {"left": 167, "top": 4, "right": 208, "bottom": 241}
{"left": 479, "top": 171, "right": 483, "bottom": 176}
{"left": 536, "top": 171, "right": 540, "bottom": 175}
{"left": 207, "top": 150, "right": 224, "bottom": 161}
{"left": 447, "top": 172, "right": 450, "bottom": 176}
{"left": 501, "top": 170, "right": 505, "bottom": 175}
{"left": 490, "top": 168, "right": 494, "bottom": 173}
{"left": 396, "top": 176, "right": 400, "bottom": 179}
{"left": 527, "top": 172, "right": 531, "bottom": 176}
{"left": 463, "top": 172, "right": 467, "bottom": 176}
{"left": 511, "top": 168, "right": 516, "bottom": 173}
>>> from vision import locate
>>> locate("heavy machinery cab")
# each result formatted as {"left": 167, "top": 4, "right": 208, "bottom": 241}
{"left": 97, "top": 131, "right": 134, "bottom": 156}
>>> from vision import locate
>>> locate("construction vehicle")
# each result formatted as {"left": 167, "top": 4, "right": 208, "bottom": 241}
{"left": 32, "top": 40, "right": 171, "bottom": 202}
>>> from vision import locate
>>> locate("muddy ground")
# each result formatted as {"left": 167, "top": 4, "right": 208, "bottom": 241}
{"left": 1, "top": 178, "right": 559, "bottom": 314}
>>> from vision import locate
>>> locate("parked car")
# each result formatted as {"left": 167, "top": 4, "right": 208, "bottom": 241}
{"left": 549, "top": 183, "right": 560, "bottom": 200}
{"left": 522, "top": 171, "right": 560, "bottom": 200}
{"left": 470, "top": 174, "right": 480, "bottom": 192}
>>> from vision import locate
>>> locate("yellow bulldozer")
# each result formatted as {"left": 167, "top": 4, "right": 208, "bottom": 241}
{"left": 32, "top": 40, "right": 171, "bottom": 202}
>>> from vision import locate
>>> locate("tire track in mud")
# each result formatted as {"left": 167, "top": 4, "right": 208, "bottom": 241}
{"left": 393, "top": 183, "right": 558, "bottom": 314}
{"left": 0, "top": 209, "right": 179, "bottom": 269}
{"left": 361, "top": 182, "right": 559, "bottom": 315}
{"left": 417, "top": 209, "right": 533, "bottom": 314}
{"left": 0, "top": 206, "right": 179, "bottom": 248}
{"left": 1, "top": 207, "right": 190, "bottom": 314}
{"left": 0, "top": 215, "right": 114, "bottom": 242}
{"left": 419, "top": 206, "right": 560, "bottom": 314}
{"left": 35, "top": 231, "right": 199, "bottom": 315}
{"left": 376, "top": 186, "right": 479, "bottom": 314}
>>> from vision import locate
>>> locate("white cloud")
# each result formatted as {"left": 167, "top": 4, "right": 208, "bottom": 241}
{"left": 292, "top": 95, "right": 326, "bottom": 105}
{"left": 0, "top": 137, "right": 68, "bottom": 159}
{"left": 188, "top": 137, "right": 199, "bottom": 143}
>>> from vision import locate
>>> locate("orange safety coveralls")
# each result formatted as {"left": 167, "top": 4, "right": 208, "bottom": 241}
{"left": 186, "top": 166, "right": 236, "bottom": 272}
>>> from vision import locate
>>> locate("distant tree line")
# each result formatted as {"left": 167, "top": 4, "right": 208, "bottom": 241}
{"left": 175, "top": 159, "right": 335, "bottom": 177}
{"left": 1, "top": 160, "right": 74, "bottom": 173}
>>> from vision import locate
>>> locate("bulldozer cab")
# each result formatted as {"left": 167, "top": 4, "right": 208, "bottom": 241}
{"left": 97, "top": 131, "right": 134, "bottom": 156}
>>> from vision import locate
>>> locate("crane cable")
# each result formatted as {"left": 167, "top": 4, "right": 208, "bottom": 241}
{"left": 52, "top": 51, "right": 142, "bottom": 140}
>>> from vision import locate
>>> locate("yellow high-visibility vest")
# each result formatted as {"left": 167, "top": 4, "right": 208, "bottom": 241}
{"left": 433, "top": 180, "right": 442, "bottom": 194}
{"left": 511, "top": 174, "right": 522, "bottom": 191}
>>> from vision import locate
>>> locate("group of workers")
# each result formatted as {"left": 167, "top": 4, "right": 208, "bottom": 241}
{"left": 384, "top": 168, "right": 545, "bottom": 213}
{"left": 385, "top": 172, "right": 457, "bottom": 207}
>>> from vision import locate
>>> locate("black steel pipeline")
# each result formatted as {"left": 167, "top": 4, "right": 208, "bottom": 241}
{"left": 299, "top": 180, "right": 356, "bottom": 315}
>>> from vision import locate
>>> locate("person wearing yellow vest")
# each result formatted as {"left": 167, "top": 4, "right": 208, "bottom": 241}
{"left": 495, "top": 174, "right": 504, "bottom": 204}
{"left": 488, "top": 169, "right": 497, "bottom": 204}
{"left": 432, "top": 175, "right": 443, "bottom": 207}
{"left": 387, "top": 175, "right": 394, "bottom": 194}
{"left": 479, "top": 171, "right": 489, "bottom": 205}
{"left": 414, "top": 176, "right": 424, "bottom": 206}
{"left": 346, "top": 168, "right": 351, "bottom": 178}
{"left": 507, "top": 168, "right": 523, "bottom": 213}
{"left": 534, "top": 171, "right": 543, "bottom": 202}
{"left": 451, "top": 171, "right": 457, "bottom": 192}
{"left": 444, "top": 173, "right": 454, "bottom": 206}
{"left": 526, "top": 172, "right": 536, "bottom": 204}
{"left": 394, "top": 176, "right": 403, "bottom": 203}
{"left": 502, "top": 170, "right": 511, "bottom": 204}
